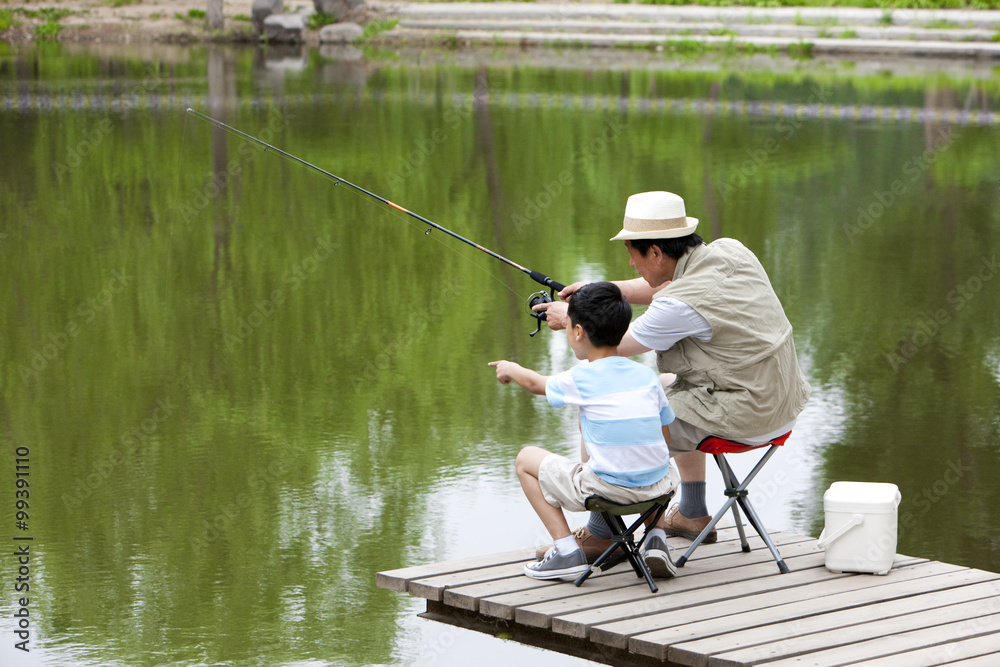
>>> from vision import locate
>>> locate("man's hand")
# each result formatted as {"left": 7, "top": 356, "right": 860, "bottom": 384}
{"left": 557, "top": 281, "right": 589, "bottom": 301}
{"left": 531, "top": 300, "right": 569, "bottom": 331}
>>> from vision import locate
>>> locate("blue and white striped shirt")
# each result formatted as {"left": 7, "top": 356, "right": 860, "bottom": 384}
{"left": 545, "top": 357, "right": 674, "bottom": 488}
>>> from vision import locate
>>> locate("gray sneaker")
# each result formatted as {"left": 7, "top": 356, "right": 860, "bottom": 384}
{"left": 524, "top": 547, "right": 589, "bottom": 581}
{"left": 642, "top": 533, "right": 677, "bottom": 579}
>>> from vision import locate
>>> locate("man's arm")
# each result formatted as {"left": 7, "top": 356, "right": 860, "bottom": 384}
{"left": 617, "top": 329, "right": 652, "bottom": 357}
{"left": 612, "top": 277, "right": 657, "bottom": 306}
{"left": 532, "top": 278, "right": 662, "bottom": 331}
{"left": 488, "top": 360, "right": 548, "bottom": 395}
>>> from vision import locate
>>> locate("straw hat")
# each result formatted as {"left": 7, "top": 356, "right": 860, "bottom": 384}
{"left": 610, "top": 191, "right": 699, "bottom": 241}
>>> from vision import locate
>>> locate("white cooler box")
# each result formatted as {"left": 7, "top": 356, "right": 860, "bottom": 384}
{"left": 817, "top": 481, "right": 901, "bottom": 575}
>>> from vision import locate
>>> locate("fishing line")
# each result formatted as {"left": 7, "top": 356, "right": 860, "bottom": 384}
{"left": 185, "top": 108, "right": 565, "bottom": 301}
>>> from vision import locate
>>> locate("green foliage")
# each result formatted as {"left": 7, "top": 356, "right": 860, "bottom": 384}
{"left": 359, "top": 17, "right": 398, "bottom": 41}
{"left": 923, "top": 18, "right": 960, "bottom": 28}
{"left": 0, "top": 7, "right": 18, "bottom": 30}
{"left": 34, "top": 19, "right": 64, "bottom": 39}
{"left": 107, "top": 0, "right": 141, "bottom": 7}
{"left": 307, "top": 10, "right": 336, "bottom": 29}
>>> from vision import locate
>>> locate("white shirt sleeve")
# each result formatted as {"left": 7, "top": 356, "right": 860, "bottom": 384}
{"left": 629, "top": 297, "right": 712, "bottom": 352}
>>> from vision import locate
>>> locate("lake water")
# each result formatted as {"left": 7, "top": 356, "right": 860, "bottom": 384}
{"left": 1, "top": 41, "right": 999, "bottom": 666}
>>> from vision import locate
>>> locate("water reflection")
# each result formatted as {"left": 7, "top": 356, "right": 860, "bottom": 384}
{"left": 1, "top": 42, "right": 998, "bottom": 667}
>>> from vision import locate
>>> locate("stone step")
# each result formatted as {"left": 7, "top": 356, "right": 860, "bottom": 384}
{"left": 387, "top": 2, "right": 1000, "bottom": 29}
{"left": 388, "top": 27, "right": 1000, "bottom": 58}
{"left": 396, "top": 18, "right": 997, "bottom": 42}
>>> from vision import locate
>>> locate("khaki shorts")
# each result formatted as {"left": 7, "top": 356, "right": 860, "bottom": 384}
{"left": 666, "top": 417, "right": 798, "bottom": 454}
{"left": 538, "top": 454, "right": 679, "bottom": 513}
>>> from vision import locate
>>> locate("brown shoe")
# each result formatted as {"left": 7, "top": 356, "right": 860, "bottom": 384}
{"left": 534, "top": 526, "right": 614, "bottom": 563}
{"left": 661, "top": 506, "right": 717, "bottom": 544}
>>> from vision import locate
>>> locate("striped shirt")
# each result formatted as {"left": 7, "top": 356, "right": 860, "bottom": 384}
{"left": 545, "top": 357, "right": 674, "bottom": 488}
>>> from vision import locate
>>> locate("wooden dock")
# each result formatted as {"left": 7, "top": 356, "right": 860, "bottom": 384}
{"left": 377, "top": 527, "right": 1000, "bottom": 666}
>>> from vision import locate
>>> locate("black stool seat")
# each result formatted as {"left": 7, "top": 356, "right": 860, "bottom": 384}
{"left": 573, "top": 491, "right": 675, "bottom": 593}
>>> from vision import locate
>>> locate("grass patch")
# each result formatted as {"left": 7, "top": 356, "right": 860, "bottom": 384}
{"left": 173, "top": 8, "right": 205, "bottom": 22}
{"left": 107, "top": 0, "right": 141, "bottom": 7}
{"left": 307, "top": 11, "right": 336, "bottom": 29}
{"left": 34, "top": 19, "right": 63, "bottom": 39}
{"left": 993, "top": 29, "right": 1000, "bottom": 41}
{"left": 787, "top": 41, "right": 814, "bottom": 57}
{"left": 924, "top": 18, "right": 960, "bottom": 28}
{"left": 708, "top": 27, "right": 738, "bottom": 35}
{"left": 18, "top": 7, "right": 76, "bottom": 22}
{"left": 232, "top": 13, "right": 252, "bottom": 22}
{"left": 359, "top": 17, "right": 398, "bottom": 41}
{"left": 839, "top": 28, "right": 859, "bottom": 37}
{"left": 0, "top": 8, "right": 20, "bottom": 30}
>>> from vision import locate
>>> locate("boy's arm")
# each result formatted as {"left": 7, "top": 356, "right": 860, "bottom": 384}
{"left": 488, "top": 360, "right": 548, "bottom": 396}
{"left": 662, "top": 424, "right": 671, "bottom": 446}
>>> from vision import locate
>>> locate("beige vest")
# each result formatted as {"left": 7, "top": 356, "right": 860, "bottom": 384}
{"left": 655, "top": 239, "right": 811, "bottom": 438}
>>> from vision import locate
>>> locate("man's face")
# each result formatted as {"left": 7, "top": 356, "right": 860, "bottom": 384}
{"left": 624, "top": 241, "right": 674, "bottom": 288}
{"left": 625, "top": 241, "right": 655, "bottom": 285}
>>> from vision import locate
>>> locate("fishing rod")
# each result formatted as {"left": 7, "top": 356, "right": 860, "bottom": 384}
{"left": 186, "top": 108, "right": 564, "bottom": 336}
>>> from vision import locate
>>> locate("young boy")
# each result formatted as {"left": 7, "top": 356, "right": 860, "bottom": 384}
{"left": 489, "top": 281, "right": 677, "bottom": 581}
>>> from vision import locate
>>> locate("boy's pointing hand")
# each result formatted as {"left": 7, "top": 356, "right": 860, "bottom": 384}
{"left": 489, "top": 360, "right": 519, "bottom": 385}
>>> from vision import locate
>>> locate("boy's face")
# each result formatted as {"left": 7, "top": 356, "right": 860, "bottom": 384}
{"left": 565, "top": 316, "right": 587, "bottom": 360}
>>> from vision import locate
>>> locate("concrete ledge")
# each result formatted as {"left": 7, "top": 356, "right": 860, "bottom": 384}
{"left": 427, "top": 28, "right": 1000, "bottom": 58}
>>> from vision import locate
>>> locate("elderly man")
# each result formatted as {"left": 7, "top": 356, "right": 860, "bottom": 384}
{"left": 535, "top": 191, "right": 811, "bottom": 572}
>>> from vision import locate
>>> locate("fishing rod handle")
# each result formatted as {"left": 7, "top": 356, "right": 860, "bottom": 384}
{"left": 529, "top": 271, "right": 565, "bottom": 294}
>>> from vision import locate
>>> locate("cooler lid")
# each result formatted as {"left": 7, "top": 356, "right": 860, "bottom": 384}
{"left": 824, "top": 481, "right": 901, "bottom": 512}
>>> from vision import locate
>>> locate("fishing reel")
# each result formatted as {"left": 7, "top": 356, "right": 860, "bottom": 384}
{"left": 527, "top": 290, "right": 554, "bottom": 337}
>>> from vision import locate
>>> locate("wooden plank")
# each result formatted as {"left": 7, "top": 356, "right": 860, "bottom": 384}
{"left": 375, "top": 548, "right": 534, "bottom": 592}
{"left": 708, "top": 593, "right": 1000, "bottom": 666}
{"left": 514, "top": 541, "right": 826, "bottom": 629}
{"left": 442, "top": 570, "right": 561, "bottom": 612}
{"left": 934, "top": 649, "right": 1000, "bottom": 666}
{"left": 588, "top": 557, "right": 945, "bottom": 655}
{"left": 553, "top": 552, "right": 845, "bottom": 643}
{"left": 758, "top": 612, "right": 1000, "bottom": 667}
{"left": 855, "top": 629, "right": 1000, "bottom": 667}
{"left": 667, "top": 575, "right": 1000, "bottom": 667}
{"left": 478, "top": 532, "right": 816, "bottom": 622}
{"left": 408, "top": 560, "right": 544, "bottom": 602}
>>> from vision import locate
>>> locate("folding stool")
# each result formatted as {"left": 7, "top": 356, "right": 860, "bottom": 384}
{"left": 573, "top": 491, "right": 675, "bottom": 593}
{"left": 674, "top": 432, "right": 792, "bottom": 574}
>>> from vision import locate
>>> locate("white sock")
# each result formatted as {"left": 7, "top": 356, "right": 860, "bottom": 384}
{"left": 647, "top": 527, "right": 667, "bottom": 542}
{"left": 554, "top": 535, "right": 580, "bottom": 556}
